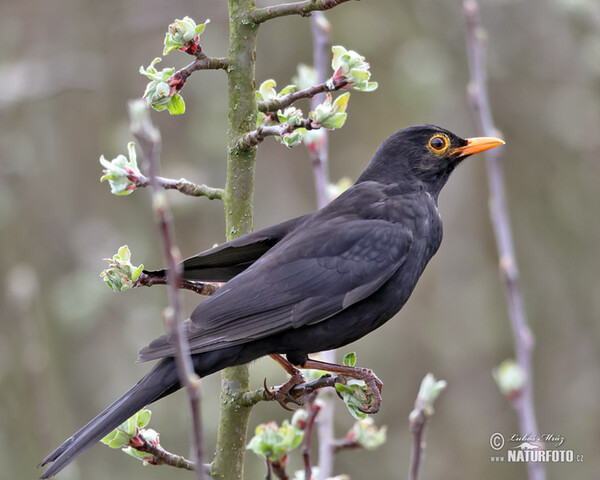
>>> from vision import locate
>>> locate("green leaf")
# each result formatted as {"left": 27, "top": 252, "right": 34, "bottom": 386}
{"left": 136, "top": 409, "right": 152, "bottom": 428}
{"left": 258, "top": 79, "right": 277, "bottom": 101}
{"left": 343, "top": 352, "right": 357, "bottom": 367}
{"left": 167, "top": 93, "right": 185, "bottom": 115}
{"left": 101, "top": 429, "right": 130, "bottom": 449}
{"left": 320, "top": 112, "right": 346, "bottom": 129}
{"left": 332, "top": 92, "right": 350, "bottom": 113}
{"left": 335, "top": 379, "right": 370, "bottom": 420}
{"left": 279, "top": 84, "right": 297, "bottom": 96}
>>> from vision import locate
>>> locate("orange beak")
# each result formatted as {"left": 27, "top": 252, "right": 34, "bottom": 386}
{"left": 453, "top": 136, "right": 505, "bottom": 157}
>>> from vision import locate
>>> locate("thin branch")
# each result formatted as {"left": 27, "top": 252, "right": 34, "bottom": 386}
{"left": 173, "top": 55, "right": 229, "bottom": 84}
{"left": 269, "top": 459, "right": 289, "bottom": 480}
{"left": 301, "top": 393, "right": 321, "bottom": 480}
{"left": 128, "top": 437, "right": 214, "bottom": 476}
{"left": 462, "top": 3, "right": 544, "bottom": 480}
{"left": 309, "top": 13, "right": 337, "bottom": 479}
{"left": 408, "top": 410, "right": 427, "bottom": 480}
{"left": 166, "top": 55, "right": 229, "bottom": 99}
{"left": 130, "top": 438, "right": 194, "bottom": 471}
{"left": 136, "top": 271, "right": 222, "bottom": 296}
{"left": 129, "top": 100, "right": 205, "bottom": 480}
{"left": 257, "top": 76, "right": 349, "bottom": 113}
{"left": 407, "top": 374, "right": 446, "bottom": 480}
{"left": 130, "top": 172, "right": 224, "bottom": 199}
{"left": 250, "top": 0, "right": 355, "bottom": 24}
{"left": 332, "top": 438, "right": 361, "bottom": 454}
{"left": 237, "top": 119, "right": 319, "bottom": 149}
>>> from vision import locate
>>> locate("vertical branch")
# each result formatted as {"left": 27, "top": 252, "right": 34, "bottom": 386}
{"left": 212, "top": 1, "right": 259, "bottom": 479}
{"left": 461, "top": 3, "right": 544, "bottom": 480}
{"left": 407, "top": 374, "right": 446, "bottom": 480}
{"left": 308, "top": 13, "right": 336, "bottom": 480}
{"left": 301, "top": 393, "right": 321, "bottom": 480}
{"left": 129, "top": 101, "right": 205, "bottom": 480}
{"left": 309, "top": 12, "right": 331, "bottom": 209}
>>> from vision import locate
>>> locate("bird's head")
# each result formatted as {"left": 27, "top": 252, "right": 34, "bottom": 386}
{"left": 358, "top": 124, "right": 505, "bottom": 198}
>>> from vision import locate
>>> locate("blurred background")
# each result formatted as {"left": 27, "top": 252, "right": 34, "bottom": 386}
{"left": 1, "top": 0, "right": 599, "bottom": 479}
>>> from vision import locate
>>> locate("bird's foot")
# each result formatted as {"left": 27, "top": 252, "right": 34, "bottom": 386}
{"left": 263, "top": 370, "right": 307, "bottom": 411}
{"left": 350, "top": 367, "right": 383, "bottom": 414}
{"left": 303, "top": 359, "right": 384, "bottom": 414}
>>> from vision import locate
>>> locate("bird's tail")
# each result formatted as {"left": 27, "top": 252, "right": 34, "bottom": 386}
{"left": 38, "top": 357, "right": 180, "bottom": 479}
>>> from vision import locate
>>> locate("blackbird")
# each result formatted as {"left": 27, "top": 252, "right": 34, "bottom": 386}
{"left": 39, "top": 124, "right": 503, "bottom": 477}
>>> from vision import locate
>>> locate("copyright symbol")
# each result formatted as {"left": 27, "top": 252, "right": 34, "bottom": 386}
{"left": 490, "top": 432, "right": 504, "bottom": 451}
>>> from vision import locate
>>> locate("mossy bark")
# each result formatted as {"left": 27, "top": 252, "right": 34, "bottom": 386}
{"left": 211, "top": 1, "right": 258, "bottom": 479}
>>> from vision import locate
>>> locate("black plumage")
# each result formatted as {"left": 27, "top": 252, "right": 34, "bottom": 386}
{"left": 39, "top": 124, "right": 503, "bottom": 478}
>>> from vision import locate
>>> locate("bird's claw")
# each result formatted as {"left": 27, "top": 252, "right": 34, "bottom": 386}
{"left": 356, "top": 368, "right": 383, "bottom": 414}
{"left": 263, "top": 371, "right": 307, "bottom": 411}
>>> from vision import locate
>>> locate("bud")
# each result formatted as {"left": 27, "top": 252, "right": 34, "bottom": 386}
{"left": 331, "top": 45, "right": 378, "bottom": 92}
{"left": 163, "top": 17, "right": 210, "bottom": 55}
{"left": 246, "top": 420, "right": 304, "bottom": 462}
{"left": 139, "top": 58, "right": 186, "bottom": 114}
{"left": 100, "top": 142, "right": 141, "bottom": 195}
{"left": 347, "top": 417, "right": 387, "bottom": 450}
{"left": 409, "top": 373, "right": 447, "bottom": 425}
{"left": 279, "top": 128, "right": 307, "bottom": 148}
{"left": 100, "top": 245, "right": 144, "bottom": 292}
{"left": 310, "top": 92, "right": 350, "bottom": 129}
{"left": 277, "top": 106, "right": 304, "bottom": 126}
{"left": 493, "top": 359, "right": 526, "bottom": 401}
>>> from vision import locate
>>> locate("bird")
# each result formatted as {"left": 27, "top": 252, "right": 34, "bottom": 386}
{"left": 39, "top": 124, "right": 504, "bottom": 478}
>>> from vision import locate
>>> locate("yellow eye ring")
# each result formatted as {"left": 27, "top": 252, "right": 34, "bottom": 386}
{"left": 428, "top": 134, "right": 449, "bottom": 154}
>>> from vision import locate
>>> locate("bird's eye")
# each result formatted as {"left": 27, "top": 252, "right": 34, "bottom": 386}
{"left": 428, "top": 135, "right": 449, "bottom": 154}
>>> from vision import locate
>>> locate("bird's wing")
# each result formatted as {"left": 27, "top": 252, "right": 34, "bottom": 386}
{"left": 138, "top": 217, "right": 413, "bottom": 361}
{"left": 144, "top": 213, "right": 312, "bottom": 282}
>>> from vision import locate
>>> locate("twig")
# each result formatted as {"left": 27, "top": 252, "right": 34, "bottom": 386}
{"left": 302, "top": 393, "right": 321, "bottom": 480}
{"left": 257, "top": 76, "right": 349, "bottom": 113}
{"left": 237, "top": 120, "right": 319, "bottom": 149}
{"left": 462, "top": 3, "right": 544, "bottom": 480}
{"left": 332, "top": 438, "right": 361, "bottom": 454}
{"left": 129, "top": 100, "right": 205, "bottom": 480}
{"left": 269, "top": 459, "right": 289, "bottom": 480}
{"left": 128, "top": 437, "right": 214, "bottom": 476}
{"left": 164, "top": 54, "right": 228, "bottom": 100}
{"left": 136, "top": 271, "right": 222, "bottom": 296}
{"left": 408, "top": 410, "right": 427, "bottom": 480}
{"left": 129, "top": 172, "right": 224, "bottom": 199}
{"left": 130, "top": 437, "right": 195, "bottom": 471}
{"left": 250, "top": 0, "right": 355, "bottom": 24}
{"left": 407, "top": 374, "right": 446, "bottom": 480}
{"left": 308, "top": 13, "right": 337, "bottom": 479}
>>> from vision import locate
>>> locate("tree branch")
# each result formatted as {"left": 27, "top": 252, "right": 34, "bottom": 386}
{"left": 130, "top": 437, "right": 195, "bottom": 471}
{"left": 250, "top": 0, "right": 355, "bottom": 24}
{"left": 301, "top": 393, "right": 321, "bottom": 480}
{"left": 136, "top": 271, "right": 222, "bottom": 296}
{"left": 129, "top": 101, "right": 205, "bottom": 480}
{"left": 462, "top": 3, "right": 544, "bottom": 480}
{"left": 130, "top": 172, "right": 224, "bottom": 199}
{"left": 257, "top": 76, "right": 349, "bottom": 113}
{"left": 237, "top": 120, "right": 319, "bottom": 149}
{"left": 211, "top": 1, "right": 259, "bottom": 478}
{"left": 308, "top": 13, "right": 337, "bottom": 479}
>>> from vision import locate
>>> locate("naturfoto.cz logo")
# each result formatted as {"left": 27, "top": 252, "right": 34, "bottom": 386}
{"left": 489, "top": 432, "right": 583, "bottom": 464}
